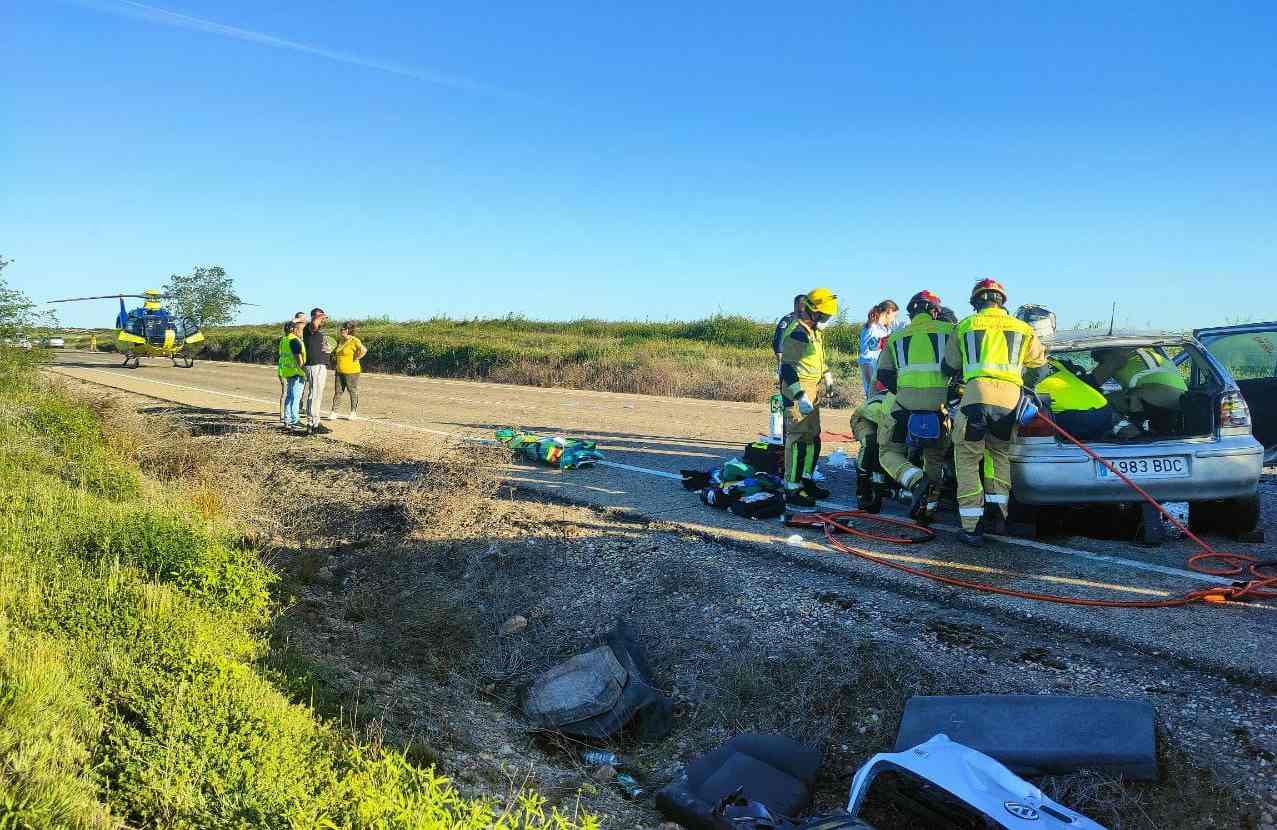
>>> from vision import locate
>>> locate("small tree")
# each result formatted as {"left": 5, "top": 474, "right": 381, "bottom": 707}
{"left": 163, "top": 266, "right": 243, "bottom": 327}
{"left": 0, "top": 256, "right": 58, "bottom": 340}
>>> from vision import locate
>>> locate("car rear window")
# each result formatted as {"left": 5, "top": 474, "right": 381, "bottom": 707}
{"left": 1199, "top": 331, "right": 1277, "bottom": 380}
{"left": 1049, "top": 343, "right": 1217, "bottom": 391}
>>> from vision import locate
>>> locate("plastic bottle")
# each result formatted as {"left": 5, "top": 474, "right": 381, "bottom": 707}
{"left": 581, "top": 750, "right": 621, "bottom": 767}
{"left": 615, "top": 772, "right": 645, "bottom": 799}
{"left": 768, "top": 393, "right": 785, "bottom": 443}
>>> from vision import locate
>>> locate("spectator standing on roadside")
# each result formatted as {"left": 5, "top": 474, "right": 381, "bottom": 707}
{"left": 858, "top": 300, "right": 901, "bottom": 397}
{"left": 279, "top": 311, "right": 305, "bottom": 423}
{"left": 277, "top": 319, "right": 306, "bottom": 430}
{"left": 302, "top": 308, "right": 332, "bottom": 434}
{"left": 328, "top": 322, "right": 367, "bottom": 420}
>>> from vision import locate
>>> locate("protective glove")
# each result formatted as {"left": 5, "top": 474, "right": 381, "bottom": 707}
{"left": 797, "top": 394, "right": 815, "bottom": 416}
{"left": 823, "top": 371, "right": 835, "bottom": 391}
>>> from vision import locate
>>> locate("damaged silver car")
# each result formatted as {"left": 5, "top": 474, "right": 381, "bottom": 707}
{"left": 1009, "top": 329, "right": 1264, "bottom": 536}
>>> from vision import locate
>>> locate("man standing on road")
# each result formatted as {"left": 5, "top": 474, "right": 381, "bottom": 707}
{"left": 943, "top": 279, "right": 1046, "bottom": 545}
{"left": 874, "top": 290, "right": 954, "bottom": 523}
{"left": 302, "top": 308, "right": 332, "bottom": 435}
{"left": 778, "top": 287, "right": 838, "bottom": 508}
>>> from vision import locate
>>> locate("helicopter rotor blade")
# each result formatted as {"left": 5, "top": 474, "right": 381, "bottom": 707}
{"left": 46, "top": 294, "right": 171, "bottom": 303}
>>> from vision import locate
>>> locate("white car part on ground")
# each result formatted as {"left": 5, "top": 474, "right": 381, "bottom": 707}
{"left": 846, "top": 734, "right": 1107, "bottom": 830}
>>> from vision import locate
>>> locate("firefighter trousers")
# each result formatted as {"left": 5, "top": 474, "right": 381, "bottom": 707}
{"left": 952, "top": 404, "right": 1015, "bottom": 532}
{"left": 781, "top": 380, "right": 822, "bottom": 485}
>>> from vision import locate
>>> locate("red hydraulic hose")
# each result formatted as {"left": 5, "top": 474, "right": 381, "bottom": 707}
{"left": 793, "top": 411, "right": 1275, "bottom": 608}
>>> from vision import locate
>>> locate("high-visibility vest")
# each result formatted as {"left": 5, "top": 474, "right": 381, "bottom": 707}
{"left": 1036, "top": 359, "right": 1107, "bottom": 413}
{"left": 955, "top": 307, "right": 1037, "bottom": 385}
{"left": 885, "top": 314, "right": 954, "bottom": 391}
{"left": 277, "top": 333, "right": 306, "bottom": 379}
{"left": 1114, "top": 348, "right": 1186, "bottom": 392}
{"left": 780, "top": 319, "right": 826, "bottom": 381}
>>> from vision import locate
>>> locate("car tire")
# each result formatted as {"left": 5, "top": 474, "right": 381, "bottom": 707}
{"left": 1007, "top": 496, "right": 1039, "bottom": 538}
{"left": 1218, "top": 494, "right": 1261, "bottom": 535}
{"left": 1188, "top": 500, "right": 1222, "bottom": 534}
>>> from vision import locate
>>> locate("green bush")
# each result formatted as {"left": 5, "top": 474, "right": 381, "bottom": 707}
{"left": 0, "top": 356, "right": 596, "bottom": 829}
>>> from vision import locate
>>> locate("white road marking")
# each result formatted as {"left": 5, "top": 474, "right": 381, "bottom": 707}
{"left": 50, "top": 362, "right": 1237, "bottom": 588}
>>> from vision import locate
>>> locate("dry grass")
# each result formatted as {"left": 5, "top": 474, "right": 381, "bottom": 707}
{"left": 487, "top": 357, "right": 779, "bottom": 403}
{"left": 1039, "top": 740, "right": 1259, "bottom": 830}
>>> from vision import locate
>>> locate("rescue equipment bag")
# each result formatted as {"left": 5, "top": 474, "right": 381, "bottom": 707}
{"left": 496, "top": 428, "right": 604, "bottom": 469}
{"left": 744, "top": 440, "right": 784, "bottom": 476}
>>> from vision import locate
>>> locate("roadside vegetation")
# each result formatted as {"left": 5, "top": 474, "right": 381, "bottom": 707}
{"left": 188, "top": 315, "right": 865, "bottom": 405}
{"left": 0, "top": 345, "right": 596, "bottom": 829}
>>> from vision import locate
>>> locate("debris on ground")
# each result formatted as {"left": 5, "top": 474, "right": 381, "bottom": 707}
{"left": 523, "top": 624, "right": 673, "bottom": 741}
{"left": 656, "top": 734, "right": 822, "bottom": 830}
{"left": 848, "top": 734, "right": 1108, "bottom": 830}
{"left": 894, "top": 695, "right": 1158, "bottom": 780}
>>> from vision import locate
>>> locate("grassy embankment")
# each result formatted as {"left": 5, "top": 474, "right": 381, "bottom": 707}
{"left": 0, "top": 346, "right": 595, "bottom": 829}
{"left": 193, "top": 315, "right": 865, "bottom": 405}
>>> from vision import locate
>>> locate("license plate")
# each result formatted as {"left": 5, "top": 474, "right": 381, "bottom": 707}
{"left": 1096, "top": 455, "right": 1190, "bottom": 480}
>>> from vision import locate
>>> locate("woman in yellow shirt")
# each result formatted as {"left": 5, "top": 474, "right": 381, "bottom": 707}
{"left": 329, "top": 322, "right": 368, "bottom": 420}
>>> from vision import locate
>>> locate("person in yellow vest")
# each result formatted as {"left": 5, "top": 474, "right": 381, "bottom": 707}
{"left": 88, "top": 333, "right": 98, "bottom": 352}
{"left": 278, "top": 311, "right": 306, "bottom": 424}
{"left": 1013, "top": 306, "right": 1136, "bottom": 442}
{"left": 874, "top": 290, "right": 954, "bottom": 523}
{"left": 851, "top": 385, "right": 894, "bottom": 511}
{"left": 942, "top": 279, "right": 1047, "bottom": 546}
{"left": 1088, "top": 346, "right": 1187, "bottom": 434}
{"left": 778, "top": 287, "right": 838, "bottom": 508}
{"left": 277, "top": 319, "right": 306, "bottom": 430}
{"left": 328, "top": 321, "right": 368, "bottom": 420}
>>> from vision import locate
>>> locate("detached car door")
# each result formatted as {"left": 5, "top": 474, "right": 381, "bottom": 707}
{"left": 1195, "top": 322, "right": 1277, "bottom": 463}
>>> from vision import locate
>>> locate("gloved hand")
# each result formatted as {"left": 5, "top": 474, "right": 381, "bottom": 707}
{"left": 823, "top": 371, "right": 835, "bottom": 391}
{"left": 797, "top": 395, "right": 815, "bottom": 416}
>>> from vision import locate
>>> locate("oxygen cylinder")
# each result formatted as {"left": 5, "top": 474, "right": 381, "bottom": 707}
{"left": 768, "top": 393, "right": 784, "bottom": 443}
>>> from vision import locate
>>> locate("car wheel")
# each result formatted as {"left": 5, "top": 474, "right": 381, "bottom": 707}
{"left": 1188, "top": 500, "right": 1222, "bottom": 534}
{"left": 1007, "top": 496, "right": 1039, "bottom": 538}
{"left": 1218, "top": 494, "right": 1261, "bottom": 535}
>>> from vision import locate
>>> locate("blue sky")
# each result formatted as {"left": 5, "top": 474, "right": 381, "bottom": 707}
{"left": 3, "top": 0, "right": 1274, "bottom": 329}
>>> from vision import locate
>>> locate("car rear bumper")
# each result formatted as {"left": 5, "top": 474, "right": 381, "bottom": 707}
{"left": 1009, "top": 436, "right": 1264, "bottom": 504}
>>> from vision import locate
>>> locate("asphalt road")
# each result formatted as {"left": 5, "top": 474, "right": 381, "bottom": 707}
{"left": 48, "top": 350, "right": 1276, "bottom": 687}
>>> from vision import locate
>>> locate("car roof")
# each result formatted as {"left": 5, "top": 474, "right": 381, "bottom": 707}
{"left": 1193, "top": 321, "right": 1277, "bottom": 338}
{"left": 1046, "top": 329, "right": 1195, "bottom": 351}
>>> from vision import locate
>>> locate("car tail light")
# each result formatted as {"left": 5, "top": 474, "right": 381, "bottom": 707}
{"left": 1219, "top": 391, "right": 1252, "bottom": 435}
{"left": 1017, "top": 413, "right": 1054, "bottom": 438}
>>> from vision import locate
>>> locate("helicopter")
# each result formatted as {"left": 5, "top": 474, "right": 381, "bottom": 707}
{"left": 47, "top": 289, "right": 207, "bottom": 368}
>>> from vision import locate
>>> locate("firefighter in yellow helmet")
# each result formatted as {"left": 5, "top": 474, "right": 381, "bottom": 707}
{"left": 942, "top": 279, "right": 1047, "bottom": 545}
{"left": 874, "top": 290, "right": 954, "bottom": 524}
{"left": 778, "top": 287, "right": 838, "bottom": 507}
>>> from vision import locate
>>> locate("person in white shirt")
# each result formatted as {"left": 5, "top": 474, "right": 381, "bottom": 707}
{"left": 859, "top": 300, "right": 902, "bottom": 397}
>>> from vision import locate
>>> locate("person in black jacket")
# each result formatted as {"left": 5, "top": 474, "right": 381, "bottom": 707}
{"left": 301, "top": 307, "right": 332, "bottom": 434}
